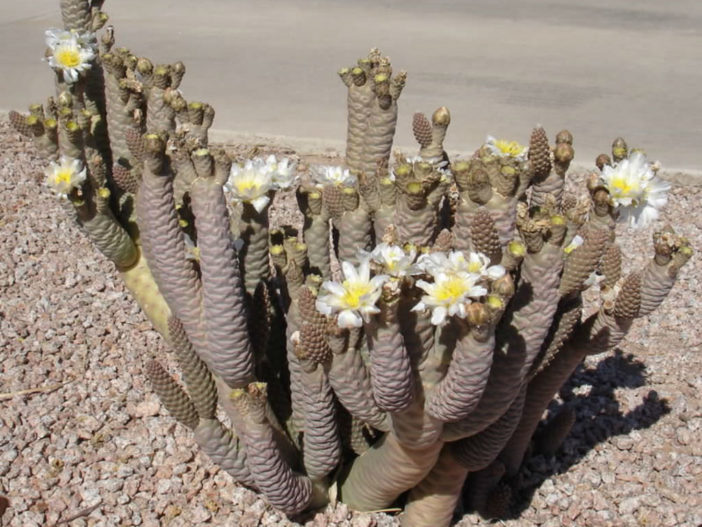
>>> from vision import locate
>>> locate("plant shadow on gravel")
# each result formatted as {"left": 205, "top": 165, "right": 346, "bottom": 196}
{"left": 491, "top": 349, "right": 671, "bottom": 521}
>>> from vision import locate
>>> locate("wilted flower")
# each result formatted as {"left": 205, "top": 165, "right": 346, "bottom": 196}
{"left": 45, "top": 28, "right": 95, "bottom": 83}
{"left": 413, "top": 272, "right": 487, "bottom": 326}
{"left": 365, "top": 243, "right": 420, "bottom": 278}
{"left": 485, "top": 135, "right": 528, "bottom": 161}
{"left": 600, "top": 152, "right": 670, "bottom": 228}
{"left": 313, "top": 165, "right": 356, "bottom": 188}
{"left": 316, "top": 260, "right": 389, "bottom": 328}
{"left": 44, "top": 156, "right": 87, "bottom": 195}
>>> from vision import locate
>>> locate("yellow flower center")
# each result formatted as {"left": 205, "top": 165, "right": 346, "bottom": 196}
{"left": 341, "top": 281, "right": 372, "bottom": 309}
{"left": 468, "top": 261, "right": 483, "bottom": 273}
{"left": 609, "top": 176, "right": 640, "bottom": 197}
{"left": 434, "top": 276, "right": 469, "bottom": 303}
{"left": 53, "top": 168, "right": 74, "bottom": 185}
{"left": 234, "top": 178, "right": 260, "bottom": 194}
{"left": 55, "top": 47, "right": 81, "bottom": 68}
{"left": 494, "top": 139, "right": 525, "bottom": 157}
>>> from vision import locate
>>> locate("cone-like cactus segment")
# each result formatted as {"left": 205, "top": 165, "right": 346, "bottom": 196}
{"left": 145, "top": 360, "right": 199, "bottom": 430}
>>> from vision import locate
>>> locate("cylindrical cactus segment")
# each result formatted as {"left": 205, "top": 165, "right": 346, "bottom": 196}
{"left": 425, "top": 319, "right": 494, "bottom": 423}
{"left": 559, "top": 225, "right": 610, "bottom": 297}
{"left": 79, "top": 201, "right": 138, "bottom": 268}
{"left": 136, "top": 139, "right": 205, "bottom": 353}
{"left": 418, "top": 106, "right": 451, "bottom": 161}
{"left": 190, "top": 176, "right": 255, "bottom": 388}
{"left": 339, "top": 432, "right": 443, "bottom": 512}
{"left": 366, "top": 284, "right": 413, "bottom": 413}
{"left": 194, "top": 418, "right": 255, "bottom": 488}
{"left": 229, "top": 384, "right": 313, "bottom": 515}
{"left": 325, "top": 328, "right": 390, "bottom": 432}
{"left": 401, "top": 446, "right": 469, "bottom": 527}
{"left": 452, "top": 384, "right": 526, "bottom": 472}
{"left": 297, "top": 359, "right": 342, "bottom": 479}
{"left": 239, "top": 202, "right": 272, "bottom": 295}
{"left": 341, "top": 49, "right": 405, "bottom": 175}
{"left": 60, "top": 0, "right": 91, "bottom": 32}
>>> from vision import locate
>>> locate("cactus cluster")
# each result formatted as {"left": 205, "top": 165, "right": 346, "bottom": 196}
{"left": 10, "top": 1, "right": 693, "bottom": 525}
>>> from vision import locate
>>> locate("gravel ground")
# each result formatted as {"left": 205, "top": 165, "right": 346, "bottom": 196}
{"left": 1, "top": 117, "right": 700, "bottom": 527}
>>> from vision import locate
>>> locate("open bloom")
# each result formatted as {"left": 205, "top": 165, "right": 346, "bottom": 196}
{"left": 316, "top": 260, "right": 388, "bottom": 328}
{"left": 365, "top": 243, "right": 420, "bottom": 278}
{"left": 413, "top": 272, "right": 487, "bottom": 326}
{"left": 263, "top": 155, "right": 297, "bottom": 189}
{"left": 225, "top": 159, "right": 274, "bottom": 212}
{"left": 45, "top": 29, "right": 95, "bottom": 83}
{"left": 417, "top": 250, "right": 504, "bottom": 280}
{"left": 463, "top": 252, "right": 506, "bottom": 280}
{"left": 485, "top": 135, "right": 528, "bottom": 161}
{"left": 600, "top": 152, "right": 670, "bottom": 228}
{"left": 313, "top": 165, "right": 356, "bottom": 188}
{"left": 44, "top": 156, "right": 87, "bottom": 195}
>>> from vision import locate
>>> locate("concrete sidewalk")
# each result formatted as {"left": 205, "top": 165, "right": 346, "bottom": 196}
{"left": 2, "top": 0, "right": 701, "bottom": 173}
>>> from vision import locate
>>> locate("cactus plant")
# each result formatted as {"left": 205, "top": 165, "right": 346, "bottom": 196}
{"left": 10, "top": 1, "right": 692, "bottom": 525}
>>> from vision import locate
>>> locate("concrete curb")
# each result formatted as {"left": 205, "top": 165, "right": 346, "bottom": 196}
{"left": 209, "top": 127, "right": 702, "bottom": 187}
{"left": 4, "top": 110, "right": 701, "bottom": 187}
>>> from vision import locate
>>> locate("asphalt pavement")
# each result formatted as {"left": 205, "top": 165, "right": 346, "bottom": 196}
{"left": 2, "top": 0, "right": 701, "bottom": 173}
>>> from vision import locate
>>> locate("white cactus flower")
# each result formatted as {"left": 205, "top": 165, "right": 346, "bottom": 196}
{"left": 413, "top": 272, "right": 487, "bottom": 326}
{"left": 406, "top": 155, "right": 452, "bottom": 179}
{"left": 485, "top": 135, "right": 528, "bottom": 161}
{"left": 366, "top": 243, "right": 420, "bottom": 278}
{"left": 263, "top": 155, "right": 297, "bottom": 189}
{"left": 316, "top": 260, "right": 389, "bottom": 328}
{"left": 417, "top": 250, "right": 501, "bottom": 279}
{"left": 416, "top": 251, "right": 465, "bottom": 276}
{"left": 225, "top": 159, "right": 274, "bottom": 212}
{"left": 45, "top": 28, "right": 95, "bottom": 83}
{"left": 464, "top": 252, "right": 506, "bottom": 280}
{"left": 44, "top": 156, "right": 87, "bottom": 196}
{"left": 313, "top": 165, "right": 356, "bottom": 188}
{"left": 563, "top": 234, "right": 584, "bottom": 255}
{"left": 600, "top": 152, "right": 670, "bottom": 228}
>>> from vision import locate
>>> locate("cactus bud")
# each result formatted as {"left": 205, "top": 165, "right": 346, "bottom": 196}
{"left": 611, "top": 137, "right": 628, "bottom": 162}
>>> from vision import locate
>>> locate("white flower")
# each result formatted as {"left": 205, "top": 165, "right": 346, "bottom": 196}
{"left": 417, "top": 251, "right": 466, "bottom": 276}
{"left": 263, "top": 155, "right": 297, "bottom": 189}
{"left": 313, "top": 165, "right": 356, "bottom": 188}
{"left": 405, "top": 155, "right": 452, "bottom": 180}
{"left": 366, "top": 243, "right": 420, "bottom": 278}
{"left": 463, "top": 252, "right": 506, "bottom": 280}
{"left": 417, "top": 250, "right": 502, "bottom": 279}
{"left": 316, "top": 260, "right": 389, "bottom": 328}
{"left": 600, "top": 152, "right": 670, "bottom": 228}
{"left": 485, "top": 135, "right": 528, "bottom": 161}
{"left": 44, "top": 156, "right": 87, "bottom": 195}
{"left": 225, "top": 159, "right": 274, "bottom": 212}
{"left": 45, "top": 28, "right": 95, "bottom": 83}
{"left": 413, "top": 272, "right": 487, "bottom": 326}
{"left": 563, "top": 235, "right": 584, "bottom": 255}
